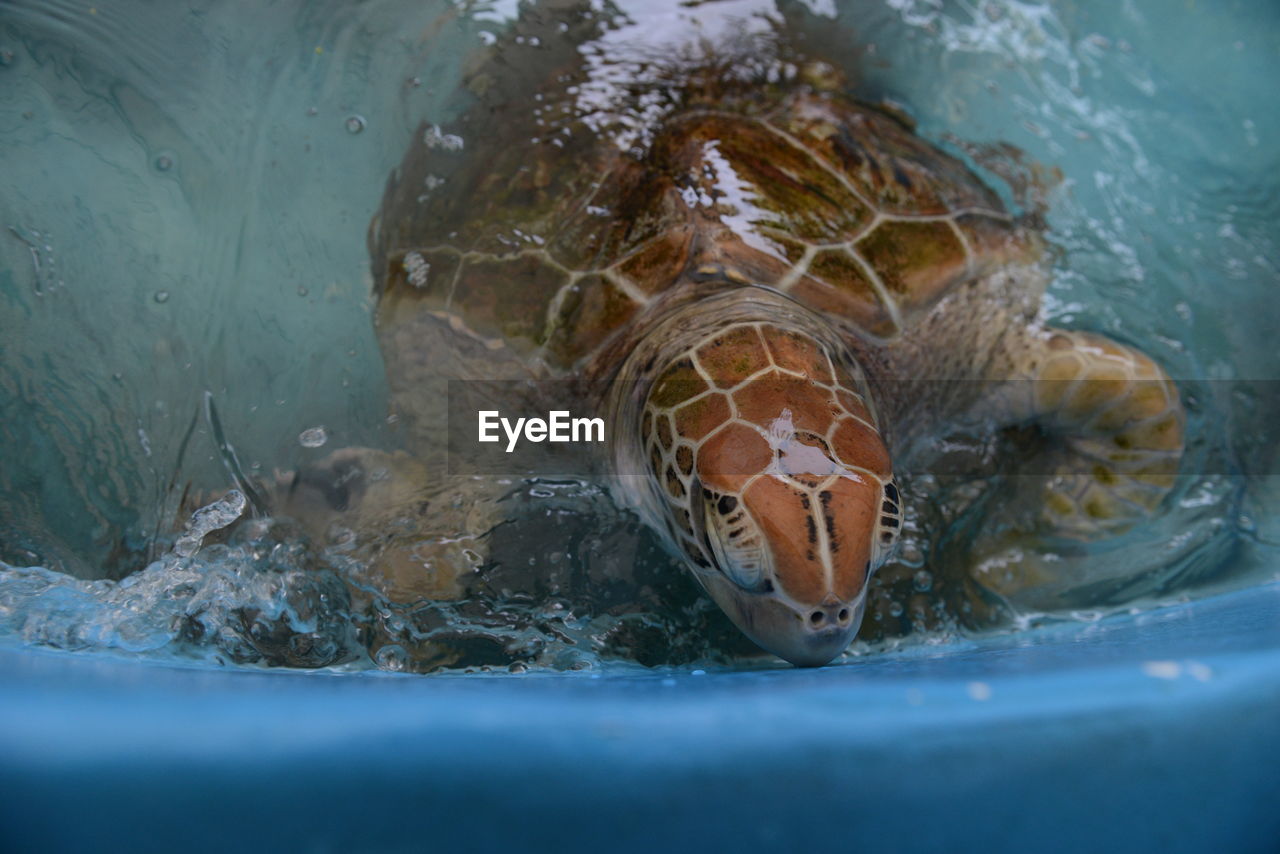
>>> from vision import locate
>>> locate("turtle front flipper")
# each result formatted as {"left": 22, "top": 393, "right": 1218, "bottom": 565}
{"left": 970, "top": 327, "right": 1184, "bottom": 606}
{"left": 272, "top": 447, "right": 502, "bottom": 604}
{"left": 996, "top": 327, "right": 1184, "bottom": 535}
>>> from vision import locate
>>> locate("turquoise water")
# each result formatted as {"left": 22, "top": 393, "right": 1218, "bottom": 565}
{"left": 0, "top": 0, "right": 1276, "bottom": 671}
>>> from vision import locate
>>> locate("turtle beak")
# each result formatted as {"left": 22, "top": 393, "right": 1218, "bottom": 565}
{"left": 697, "top": 568, "right": 866, "bottom": 666}
{"left": 692, "top": 471, "right": 882, "bottom": 667}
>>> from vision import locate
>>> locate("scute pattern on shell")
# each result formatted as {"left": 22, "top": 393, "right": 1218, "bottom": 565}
{"left": 369, "top": 21, "right": 1042, "bottom": 376}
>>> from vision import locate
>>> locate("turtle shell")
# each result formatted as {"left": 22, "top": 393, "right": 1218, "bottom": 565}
{"left": 370, "top": 51, "right": 1041, "bottom": 376}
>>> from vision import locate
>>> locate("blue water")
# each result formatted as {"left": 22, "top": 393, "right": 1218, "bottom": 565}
{"left": 3, "top": 576, "right": 1280, "bottom": 853}
{"left": 0, "top": 0, "right": 1276, "bottom": 672}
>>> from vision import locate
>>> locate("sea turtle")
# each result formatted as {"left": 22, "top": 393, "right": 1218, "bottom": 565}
{"left": 281, "top": 3, "right": 1183, "bottom": 667}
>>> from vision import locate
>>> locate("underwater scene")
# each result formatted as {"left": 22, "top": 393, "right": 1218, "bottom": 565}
{"left": 0, "top": 0, "right": 1276, "bottom": 676}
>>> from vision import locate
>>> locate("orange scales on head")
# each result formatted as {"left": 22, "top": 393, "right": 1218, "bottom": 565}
{"left": 641, "top": 320, "right": 901, "bottom": 666}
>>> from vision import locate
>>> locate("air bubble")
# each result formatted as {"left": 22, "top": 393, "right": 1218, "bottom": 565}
{"left": 912, "top": 570, "right": 933, "bottom": 592}
{"left": 374, "top": 644, "right": 408, "bottom": 671}
{"left": 153, "top": 290, "right": 170, "bottom": 303}
{"left": 345, "top": 115, "right": 366, "bottom": 134}
{"left": 298, "top": 426, "right": 328, "bottom": 448}
{"left": 154, "top": 154, "right": 173, "bottom": 172}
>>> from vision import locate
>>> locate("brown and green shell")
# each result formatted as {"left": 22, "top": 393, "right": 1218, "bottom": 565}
{"left": 369, "top": 12, "right": 1041, "bottom": 376}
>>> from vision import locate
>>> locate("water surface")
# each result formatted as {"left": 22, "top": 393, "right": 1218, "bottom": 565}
{"left": 0, "top": 0, "right": 1275, "bottom": 672}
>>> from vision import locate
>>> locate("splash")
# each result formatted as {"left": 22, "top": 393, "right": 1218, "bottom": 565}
{"left": 0, "top": 498, "right": 358, "bottom": 668}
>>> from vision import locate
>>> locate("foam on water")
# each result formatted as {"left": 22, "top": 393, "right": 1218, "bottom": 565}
{"left": 0, "top": 0, "right": 1275, "bottom": 672}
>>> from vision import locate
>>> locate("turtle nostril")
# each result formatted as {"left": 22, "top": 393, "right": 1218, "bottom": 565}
{"left": 837, "top": 607, "right": 850, "bottom": 624}
{"left": 809, "top": 610, "right": 825, "bottom": 626}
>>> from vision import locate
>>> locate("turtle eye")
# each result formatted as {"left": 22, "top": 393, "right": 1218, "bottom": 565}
{"left": 873, "top": 478, "right": 902, "bottom": 566}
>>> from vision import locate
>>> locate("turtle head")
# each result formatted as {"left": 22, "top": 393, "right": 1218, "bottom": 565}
{"left": 640, "top": 318, "right": 900, "bottom": 666}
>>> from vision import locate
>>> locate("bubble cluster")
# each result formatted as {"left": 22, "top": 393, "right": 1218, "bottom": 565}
{"left": 422, "top": 124, "right": 464, "bottom": 151}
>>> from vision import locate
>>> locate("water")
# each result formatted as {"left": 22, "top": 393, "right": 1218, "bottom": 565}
{"left": 0, "top": 0, "right": 1275, "bottom": 673}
